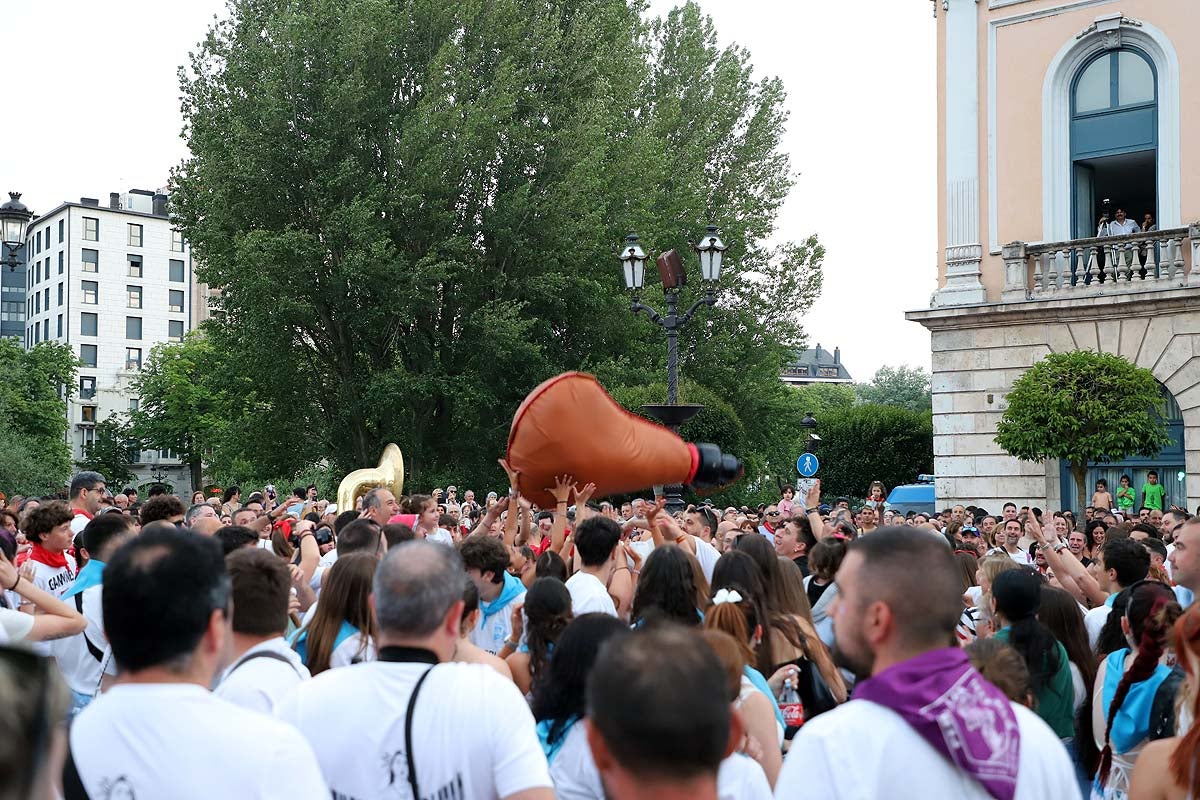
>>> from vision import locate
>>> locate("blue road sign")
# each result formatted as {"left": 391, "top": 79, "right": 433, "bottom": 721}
{"left": 797, "top": 453, "right": 820, "bottom": 477}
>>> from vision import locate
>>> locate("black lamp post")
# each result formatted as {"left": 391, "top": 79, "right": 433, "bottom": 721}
{"left": 800, "top": 413, "right": 820, "bottom": 453}
{"left": 619, "top": 225, "right": 728, "bottom": 512}
{"left": 0, "top": 192, "right": 32, "bottom": 271}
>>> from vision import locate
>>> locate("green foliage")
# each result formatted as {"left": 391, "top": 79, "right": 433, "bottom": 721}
{"left": 811, "top": 404, "right": 934, "bottom": 502}
{"left": 0, "top": 340, "right": 77, "bottom": 492}
{"left": 995, "top": 350, "right": 1169, "bottom": 510}
{"left": 79, "top": 415, "right": 137, "bottom": 489}
{"left": 855, "top": 365, "right": 932, "bottom": 412}
{"left": 169, "top": 0, "right": 822, "bottom": 500}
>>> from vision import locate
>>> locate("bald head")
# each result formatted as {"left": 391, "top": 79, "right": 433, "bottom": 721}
{"left": 373, "top": 540, "right": 464, "bottom": 637}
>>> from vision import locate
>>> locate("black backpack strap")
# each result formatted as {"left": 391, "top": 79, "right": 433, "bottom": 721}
{"left": 405, "top": 667, "right": 436, "bottom": 800}
{"left": 222, "top": 649, "right": 303, "bottom": 683}
{"left": 62, "top": 740, "right": 91, "bottom": 799}
{"left": 73, "top": 594, "right": 105, "bottom": 664}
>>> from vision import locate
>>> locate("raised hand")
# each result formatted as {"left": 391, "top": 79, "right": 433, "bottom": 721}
{"left": 573, "top": 481, "right": 597, "bottom": 507}
{"left": 805, "top": 479, "right": 821, "bottom": 511}
{"left": 549, "top": 475, "right": 574, "bottom": 505}
{"left": 498, "top": 458, "right": 521, "bottom": 493}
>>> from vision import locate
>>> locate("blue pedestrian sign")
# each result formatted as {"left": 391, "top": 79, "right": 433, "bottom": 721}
{"left": 797, "top": 453, "right": 820, "bottom": 477}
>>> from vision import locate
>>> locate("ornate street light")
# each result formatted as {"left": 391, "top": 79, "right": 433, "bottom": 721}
{"left": 693, "top": 224, "right": 727, "bottom": 282}
{"left": 618, "top": 233, "right": 647, "bottom": 291}
{"left": 0, "top": 192, "right": 32, "bottom": 271}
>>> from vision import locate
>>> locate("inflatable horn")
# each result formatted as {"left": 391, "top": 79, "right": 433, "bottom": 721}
{"left": 506, "top": 372, "right": 742, "bottom": 508}
{"left": 337, "top": 443, "right": 405, "bottom": 513}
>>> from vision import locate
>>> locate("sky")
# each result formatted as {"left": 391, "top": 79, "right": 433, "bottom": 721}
{"left": 0, "top": 0, "right": 936, "bottom": 379}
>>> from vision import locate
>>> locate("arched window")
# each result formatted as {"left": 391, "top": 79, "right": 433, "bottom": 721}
{"left": 1070, "top": 48, "right": 1157, "bottom": 238}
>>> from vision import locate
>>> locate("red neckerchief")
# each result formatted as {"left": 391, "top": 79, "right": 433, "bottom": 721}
{"left": 72, "top": 507, "right": 94, "bottom": 521}
{"left": 30, "top": 543, "right": 70, "bottom": 570}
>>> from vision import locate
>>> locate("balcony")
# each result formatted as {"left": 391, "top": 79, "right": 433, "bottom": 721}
{"left": 1002, "top": 224, "right": 1200, "bottom": 301}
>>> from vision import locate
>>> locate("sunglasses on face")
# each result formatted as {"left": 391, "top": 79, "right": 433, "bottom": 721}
{"left": 766, "top": 511, "right": 781, "bottom": 517}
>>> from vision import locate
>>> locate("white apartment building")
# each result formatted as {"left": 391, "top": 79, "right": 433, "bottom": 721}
{"left": 23, "top": 189, "right": 194, "bottom": 491}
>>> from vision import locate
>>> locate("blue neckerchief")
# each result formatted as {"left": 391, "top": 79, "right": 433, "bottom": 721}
{"left": 537, "top": 716, "right": 580, "bottom": 762}
{"left": 62, "top": 560, "right": 105, "bottom": 599}
{"left": 1105, "top": 593, "right": 1118, "bottom": 608}
{"left": 1175, "top": 586, "right": 1195, "bottom": 610}
{"left": 479, "top": 572, "right": 525, "bottom": 623}
{"left": 743, "top": 665, "right": 785, "bottom": 727}
{"left": 1101, "top": 648, "right": 1174, "bottom": 753}
{"left": 291, "top": 620, "right": 358, "bottom": 664}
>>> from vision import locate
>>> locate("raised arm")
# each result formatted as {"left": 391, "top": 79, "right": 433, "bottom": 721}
{"left": 0, "top": 552, "right": 86, "bottom": 641}
{"left": 802, "top": 479, "right": 830, "bottom": 540}
{"left": 1027, "top": 516, "right": 1107, "bottom": 606}
{"left": 548, "top": 475, "right": 573, "bottom": 554}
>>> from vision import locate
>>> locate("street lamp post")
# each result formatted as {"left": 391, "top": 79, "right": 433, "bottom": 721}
{"left": 0, "top": 192, "right": 33, "bottom": 271}
{"left": 619, "top": 226, "right": 727, "bottom": 512}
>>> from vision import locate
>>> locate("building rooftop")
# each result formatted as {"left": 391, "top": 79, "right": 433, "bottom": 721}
{"left": 781, "top": 343, "right": 853, "bottom": 384}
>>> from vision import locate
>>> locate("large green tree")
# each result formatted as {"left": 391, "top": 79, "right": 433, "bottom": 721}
{"left": 811, "top": 404, "right": 934, "bottom": 504}
{"left": 79, "top": 415, "right": 137, "bottom": 489}
{"left": 171, "top": 0, "right": 822, "bottom": 499}
{"left": 0, "top": 340, "right": 77, "bottom": 494}
{"left": 855, "top": 365, "right": 932, "bottom": 412}
{"left": 995, "top": 351, "right": 1170, "bottom": 512}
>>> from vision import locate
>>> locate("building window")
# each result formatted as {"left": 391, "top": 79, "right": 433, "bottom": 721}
{"left": 126, "top": 316, "right": 142, "bottom": 340}
{"left": 169, "top": 259, "right": 185, "bottom": 282}
{"left": 83, "top": 217, "right": 99, "bottom": 241}
{"left": 35, "top": 230, "right": 41, "bottom": 254}
{"left": 171, "top": 230, "right": 184, "bottom": 252}
{"left": 34, "top": 293, "right": 40, "bottom": 314}
{"left": 128, "top": 398, "right": 139, "bottom": 412}
{"left": 57, "top": 314, "right": 62, "bottom": 337}
{"left": 81, "top": 426, "right": 96, "bottom": 450}
{"left": 80, "top": 312, "right": 98, "bottom": 336}
{"left": 82, "top": 248, "right": 98, "bottom": 273}
{"left": 128, "top": 255, "right": 142, "bottom": 277}
{"left": 58, "top": 251, "right": 63, "bottom": 274}
{"left": 82, "top": 281, "right": 98, "bottom": 304}
{"left": 159, "top": 448, "right": 176, "bottom": 460}
{"left": 80, "top": 376, "right": 96, "bottom": 400}
{"left": 127, "top": 223, "right": 143, "bottom": 247}
{"left": 81, "top": 405, "right": 97, "bottom": 423}
{"left": 42, "top": 319, "right": 48, "bottom": 341}
{"left": 57, "top": 283, "right": 63, "bottom": 306}
{"left": 35, "top": 261, "right": 41, "bottom": 284}
{"left": 169, "top": 290, "right": 184, "bottom": 313}
{"left": 168, "top": 319, "right": 184, "bottom": 342}
{"left": 127, "top": 285, "right": 142, "bottom": 309}
{"left": 0, "top": 301, "right": 20, "bottom": 322}
{"left": 80, "top": 344, "right": 97, "bottom": 367}
{"left": 58, "top": 219, "right": 64, "bottom": 243}
{"left": 126, "top": 347, "right": 142, "bottom": 370}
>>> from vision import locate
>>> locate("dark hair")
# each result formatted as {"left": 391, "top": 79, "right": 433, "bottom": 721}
{"left": 461, "top": 578, "right": 480, "bottom": 621}
{"left": 69, "top": 471, "right": 106, "bottom": 500}
{"left": 1148, "top": 470, "right": 1159, "bottom": 479}
{"left": 809, "top": 539, "right": 848, "bottom": 583}
{"left": 295, "top": 553, "right": 377, "bottom": 675}
{"left": 964, "top": 638, "right": 1034, "bottom": 707}
{"left": 1038, "top": 585, "right": 1097, "bottom": 697}
{"left": 1094, "top": 588, "right": 1134, "bottom": 659}
{"left": 402, "top": 494, "right": 433, "bottom": 514}
{"left": 382, "top": 522, "right": 415, "bottom": 549}
{"left": 691, "top": 507, "right": 717, "bottom": 537}
{"left": 587, "top": 626, "right": 731, "bottom": 781}
{"left": 214, "top": 525, "right": 258, "bottom": 556}
{"left": 991, "top": 569, "right": 1062, "bottom": 694}
{"left": 524, "top": 578, "right": 573, "bottom": 682}
{"left": 80, "top": 513, "right": 134, "bottom": 561}
{"left": 1097, "top": 581, "right": 1183, "bottom": 788}
{"left": 574, "top": 517, "right": 621, "bottom": 567}
{"left": 792, "top": 515, "right": 818, "bottom": 550}
{"left": 140, "top": 495, "right": 186, "bottom": 525}
{"left": 222, "top": 485, "right": 241, "bottom": 503}
{"left": 531, "top": 614, "right": 630, "bottom": 749}
{"left": 226, "top": 548, "right": 291, "bottom": 636}
{"left": 21, "top": 501, "right": 73, "bottom": 544}
{"left": 535, "top": 551, "right": 568, "bottom": 582}
{"left": 847, "top": 526, "right": 963, "bottom": 650}
{"left": 1101, "top": 537, "right": 1151, "bottom": 588}
{"left": 103, "top": 529, "right": 230, "bottom": 672}
{"left": 147, "top": 483, "right": 168, "bottom": 498}
{"left": 459, "top": 535, "right": 510, "bottom": 584}
{"left": 631, "top": 545, "right": 701, "bottom": 628}
{"left": 734, "top": 533, "right": 791, "bottom": 616}
{"left": 709, "top": 550, "right": 794, "bottom": 672}
{"left": 334, "top": 510, "right": 360, "bottom": 534}
{"left": 1131, "top": 522, "right": 1161, "bottom": 540}
{"left": 1144, "top": 537, "right": 1169, "bottom": 562}
{"left": 337, "top": 519, "right": 382, "bottom": 556}
{"left": 1085, "top": 519, "right": 1108, "bottom": 550}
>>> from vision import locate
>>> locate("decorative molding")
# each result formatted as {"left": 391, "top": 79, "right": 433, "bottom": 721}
{"left": 1075, "top": 14, "right": 1142, "bottom": 44}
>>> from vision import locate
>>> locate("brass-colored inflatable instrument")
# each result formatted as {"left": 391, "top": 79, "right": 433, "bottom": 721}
{"left": 337, "top": 443, "right": 405, "bottom": 513}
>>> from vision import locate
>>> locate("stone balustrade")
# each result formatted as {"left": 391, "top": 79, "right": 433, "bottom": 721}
{"left": 1001, "top": 223, "right": 1200, "bottom": 301}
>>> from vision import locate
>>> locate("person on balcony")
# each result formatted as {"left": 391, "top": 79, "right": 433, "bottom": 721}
{"left": 1097, "top": 207, "right": 1139, "bottom": 237}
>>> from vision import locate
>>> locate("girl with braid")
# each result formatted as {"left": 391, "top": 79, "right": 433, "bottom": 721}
{"left": 1092, "top": 581, "right": 1184, "bottom": 799}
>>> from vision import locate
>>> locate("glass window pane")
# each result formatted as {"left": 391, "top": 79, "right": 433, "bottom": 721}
{"left": 1118, "top": 50, "right": 1154, "bottom": 106}
{"left": 1074, "top": 54, "right": 1111, "bottom": 113}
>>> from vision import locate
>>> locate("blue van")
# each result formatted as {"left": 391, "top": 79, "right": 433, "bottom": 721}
{"left": 886, "top": 475, "right": 936, "bottom": 516}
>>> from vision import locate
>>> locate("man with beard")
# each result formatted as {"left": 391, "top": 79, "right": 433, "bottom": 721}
{"left": 774, "top": 527, "right": 1077, "bottom": 799}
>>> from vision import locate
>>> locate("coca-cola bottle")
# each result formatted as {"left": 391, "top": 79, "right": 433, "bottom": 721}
{"left": 778, "top": 676, "right": 805, "bottom": 738}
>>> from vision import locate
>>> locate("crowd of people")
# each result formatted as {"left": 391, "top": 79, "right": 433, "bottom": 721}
{"left": 3, "top": 468, "right": 1200, "bottom": 800}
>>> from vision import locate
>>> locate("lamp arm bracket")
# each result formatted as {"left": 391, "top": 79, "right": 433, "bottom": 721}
{"left": 678, "top": 293, "right": 717, "bottom": 326}
{"left": 630, "top": 301, "right": 665, "bottom": 327}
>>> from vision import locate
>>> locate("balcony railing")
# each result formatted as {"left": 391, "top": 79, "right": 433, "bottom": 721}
{"left": 1001, "top": 224, "right": 1200, "bottom": 301}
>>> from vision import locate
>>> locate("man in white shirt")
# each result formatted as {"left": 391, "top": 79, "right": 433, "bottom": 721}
{"left": 20, "top": 503, "right": 78, "bottom": 655}
{"left": 461, "top": 533, "right": 528, "bottom": 652}
{"left": 67, "top": 471, "right": 107, "bottom": 535}
{"left": 1098, "top": 207, "right": 1139, "bottom": 237}
{"left": 66, "top": 528, "right": 327, "bottom": 799}
{"left": 988, "top": 518, "right": 1032, "bottom": 565}
{"left": 214, "top": 548, "right": 310, "bottom": 713}
{"left": 774, "top": 527, "right": 1079, "bottom": 800}
{"left": 565, "top": 517, "right": 620, "bottom": 617}
{"left": 277, "top": 540, "right": 553, "bottom": 800}
{"left": 1085, "top": 537, "right": 1151, "bottom": 648}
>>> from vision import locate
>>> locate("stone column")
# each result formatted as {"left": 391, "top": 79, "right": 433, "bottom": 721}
{"left": 1188, "top": 223, "right": 1200, "bottom": 287}
{"left": 934, "top": 0, "right": 987, "bottom": 307}
{"left": 1001, "top": 242, "right": 1028, "bottom": 302}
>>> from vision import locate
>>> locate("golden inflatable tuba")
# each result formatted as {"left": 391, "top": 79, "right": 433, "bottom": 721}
{"left": 337, "top": 443, "right": 405, "bottom": 513}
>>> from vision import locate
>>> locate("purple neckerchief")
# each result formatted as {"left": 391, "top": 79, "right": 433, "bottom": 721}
{"left": 853, "top": 647, "right": 1020, "bottom": 800}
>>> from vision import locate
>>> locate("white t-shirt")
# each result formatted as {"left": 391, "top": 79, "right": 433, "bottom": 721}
{"left": 718, "top": 752, "right": 772, "bottom": 800}
{"left": 277, "top": 659, "right": 552, "bottom": 800}
{"left": 330, "top": 631, "right": 376, "bottom": 668}
{"left": 626, "top": 536, "right": 719, "bottom": 584}
{"left": 70, "top": 510, "right": 92, "bottom": 535}
{"left": 470, "top": 591, "right": 524, "bottom": 654}
{"left": 215, "top": 637, "right": 311, "bottom": 714}
{"left": 1085, "top": 604, "right": 1112, "bottom": 650}
{"left": 71, "top": 683, "right": 328, "bottom": 799}
{"left": 774, "top": 699, "right": 1078, "bottom": 800}
{"left": 55, "top": 584, "right": 117, "bottom": 696}
{"left": 26, "top": 555, "right": 76, "bottom": 657}
{"left": 549, "top": 720, "right": 606, "bottom": 800}
{"left": 566, "top": 571, "right": 617, "bottom": 617}
{"left": 0, "top": 606, "right": 34, "bottom": 644}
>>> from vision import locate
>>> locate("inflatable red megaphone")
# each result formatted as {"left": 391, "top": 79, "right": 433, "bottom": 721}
{"left": 505, "top": 372, "right": 742, "bottom": 508}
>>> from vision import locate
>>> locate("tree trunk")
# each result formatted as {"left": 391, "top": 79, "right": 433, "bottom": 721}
{"left": 1071, "top": 461, "right": 1089, "bottom": 514}
{"left": 190, "top": 459, "right": 204, "bottom": 496}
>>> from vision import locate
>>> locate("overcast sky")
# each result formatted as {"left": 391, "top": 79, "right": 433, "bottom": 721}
{"left": 1, "top": 0, "right": 935, "bottom": 378}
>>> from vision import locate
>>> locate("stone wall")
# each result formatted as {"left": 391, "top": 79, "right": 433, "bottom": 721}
{"left": 908, "top": 287, "right": 1200, "bottom": 512}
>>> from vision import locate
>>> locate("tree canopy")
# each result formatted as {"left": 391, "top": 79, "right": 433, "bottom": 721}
{"left": 855, "top": 365, "right": 932, "bottom": 412}
{"left": 168, "top": 0, "right": 823, "bottom": 502}
{"left": 0, "top": 340, "right": 76, "bottom": 495}
{"left": 995, "top": 351, "right": 1170, "bottom": 511}
{"left": 809, "top": 404, "right": 933, "bottom": 504}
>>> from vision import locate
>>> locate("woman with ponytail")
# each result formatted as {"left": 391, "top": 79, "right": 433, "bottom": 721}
{"left": 1092, "top": 580, "right": 1184, "bottom": 799}
{"left": 1128, "top": 604, "right": 1200, "bottom": 800}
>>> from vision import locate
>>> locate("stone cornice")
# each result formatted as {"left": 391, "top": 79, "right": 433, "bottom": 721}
{"left": 906, "top": 287, "right": 1200, "bottom": 331}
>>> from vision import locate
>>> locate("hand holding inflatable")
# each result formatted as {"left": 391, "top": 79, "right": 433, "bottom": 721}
{"left": 505, "top": 372, "right": 742, "bottom": 507}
